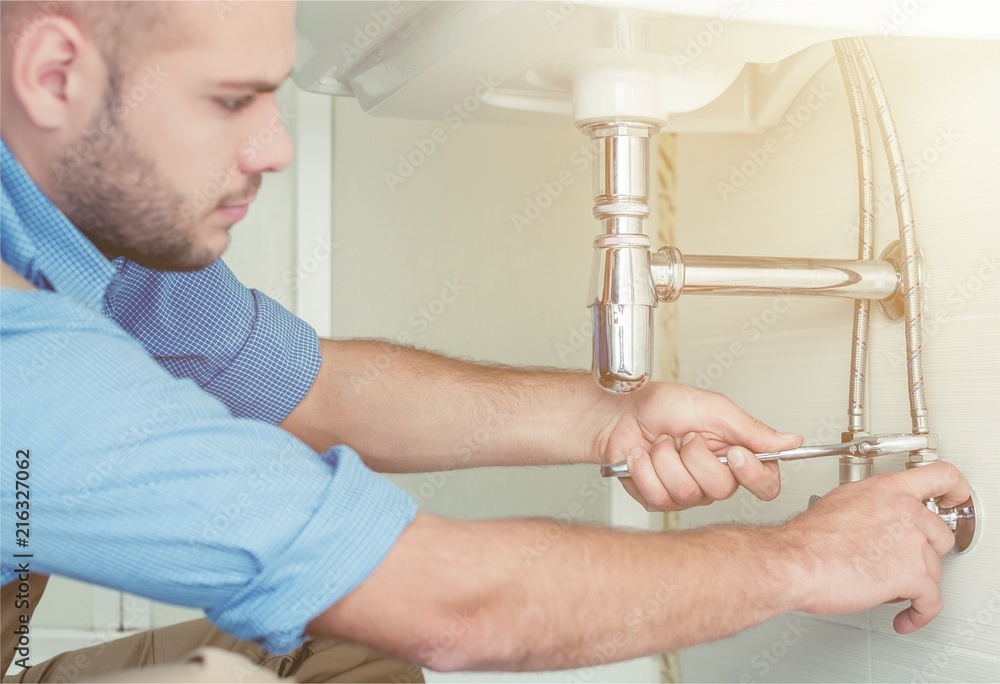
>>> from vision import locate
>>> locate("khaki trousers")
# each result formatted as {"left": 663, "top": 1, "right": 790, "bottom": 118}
{"left": 2, "top": 577, "right": 424, "bottom": 683}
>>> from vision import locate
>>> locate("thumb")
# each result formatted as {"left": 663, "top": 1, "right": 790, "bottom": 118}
{"left": 756, "top": 429, "right": 804, "bottom": 452}
{"left": 710, "top": 395, "right": 802, "bottom": 452}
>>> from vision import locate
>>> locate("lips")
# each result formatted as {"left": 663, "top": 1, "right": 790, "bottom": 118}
{"left": 216, "top": 191, "right": 257, "bottom": 223}
{"left": 216, "top": 204, "right": 249, "bottom": 222}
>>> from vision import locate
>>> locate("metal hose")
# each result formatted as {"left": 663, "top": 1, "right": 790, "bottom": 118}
{"left": 834, "top": 39, "right": 874, "bottom": 438}
{"left": 848, "top": 37, "right": 931, "bottom": 451}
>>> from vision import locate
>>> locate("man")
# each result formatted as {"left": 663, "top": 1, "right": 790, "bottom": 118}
{"left": 0, "top": 2, "right": 969, "bottom": 682}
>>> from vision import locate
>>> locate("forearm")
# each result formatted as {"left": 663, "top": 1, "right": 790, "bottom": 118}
{"left": 281, "top": 338, "right": 625, "bottom": 472}
{"left": 309, "top": 513, "right": 798, "bottom": 672}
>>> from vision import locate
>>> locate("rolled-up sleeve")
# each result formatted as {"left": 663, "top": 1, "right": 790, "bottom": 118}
{"left": 2, "top": 292, "right": 416, "bottom": 654}
{"left": 104, "top": 259, "right": 321, "bottom": 424}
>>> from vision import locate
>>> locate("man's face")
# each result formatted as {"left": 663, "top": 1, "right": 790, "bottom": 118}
{"left": 52, "top": 2, "right": 297, "bottom": 271}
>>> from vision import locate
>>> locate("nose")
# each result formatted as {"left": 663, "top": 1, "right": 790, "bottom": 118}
{"left": 238, "top": 106, "right": 294, "bottom": 175}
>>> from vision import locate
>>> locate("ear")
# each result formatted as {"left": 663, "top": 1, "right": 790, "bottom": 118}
{"left": 9, "top": 14, "right": 107, "bottom": 131}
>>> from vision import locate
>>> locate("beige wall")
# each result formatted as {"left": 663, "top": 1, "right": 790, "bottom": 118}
{"left": 677, "top": 37, "right": 1000, "bottom": 682}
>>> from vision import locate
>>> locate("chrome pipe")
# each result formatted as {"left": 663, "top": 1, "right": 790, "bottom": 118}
{"left": 834, "top": 39, "right": 876, "bottom": 449}
{"left": 588, "top": 122, "right": 653, "bottom": 223}
{"left": 650, "top": 247, "right": 899, "bottom": 302}
{"left": 849, "top": 37, "right": 931, "bottom": 449}
{"left": 840, "top": 457, "right": 874, "bottom": 483}
{"left": 584, "top": 121, "right": 659, "bottom": 394}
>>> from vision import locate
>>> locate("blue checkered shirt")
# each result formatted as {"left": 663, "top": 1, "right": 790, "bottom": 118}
{"left": 0, "top": 140, "right": 417, "bottom": 654}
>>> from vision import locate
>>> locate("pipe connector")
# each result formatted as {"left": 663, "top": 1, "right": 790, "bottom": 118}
{"left": 588, "top": 234, "right": 655, "bottom": 393}
{"left": 840, "top": 431, "right": 873, "bottom": 484}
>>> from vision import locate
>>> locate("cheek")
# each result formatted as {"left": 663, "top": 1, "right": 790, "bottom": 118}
{"left": 121, "top": 82, "right": 238, "bottom": 197}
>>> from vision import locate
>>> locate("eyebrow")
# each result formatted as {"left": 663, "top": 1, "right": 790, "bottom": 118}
{"left": 213, "top": 69, "right": 293, "bottom": 93}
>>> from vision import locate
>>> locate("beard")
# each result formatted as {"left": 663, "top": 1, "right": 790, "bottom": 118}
{"left": 50, "top": 86, "right": 261, "bottom": 272}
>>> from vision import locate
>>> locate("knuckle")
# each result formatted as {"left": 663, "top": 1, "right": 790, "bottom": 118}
{"left": 644, "top": 488, "right": 672, "bottom": 511}
{"left": 759, "top": 479, "right": 781, "bottom": 501}
{"left": 650, "top": 440, "right": 678, "bottom": 458}
{"left": 905, "top": 527, "right": 926, "bottom": 548}
{"left": 741, "top": 469, "right": 780, "bottom": 501}
{"left": 706, "top": 478, "right": 738, "bottom": 501}
{"left": 937, "top": 462, "right": 961, "bottom": 487}
{"left": 670, "top": 481, "right": 703, "bottom": 506}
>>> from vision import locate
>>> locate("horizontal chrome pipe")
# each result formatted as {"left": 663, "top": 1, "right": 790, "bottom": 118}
{"left": 651, "top": 246, "right": 899, "bottom": 302}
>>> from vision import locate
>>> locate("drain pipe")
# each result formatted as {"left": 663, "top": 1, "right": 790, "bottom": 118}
{"left": 585, "top": 122, "right": 659, "bottom": 394}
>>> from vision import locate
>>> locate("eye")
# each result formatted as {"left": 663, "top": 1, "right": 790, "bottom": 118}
{"left": 216, "top": 95, "right": 255, "bottom": 112}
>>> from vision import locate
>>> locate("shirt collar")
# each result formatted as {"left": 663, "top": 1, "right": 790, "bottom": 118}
{"left": 1, "top": 139, "right": 116, "bottom": 311}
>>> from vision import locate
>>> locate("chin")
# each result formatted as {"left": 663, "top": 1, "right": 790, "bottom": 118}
{"left": 201, "top": 231, "right": 231, "bottom": 266}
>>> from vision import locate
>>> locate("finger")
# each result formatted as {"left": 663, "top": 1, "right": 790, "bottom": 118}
{"left": 618, "top": 474, "right": 653, "bottom": 511}
{"left": 726, "top": 446, "right": 782, "bottom": 501}
{"left": 704, "top": 393, "right": 803, "bottom": 453}
{"left": 625, "top": 447, "right": 682, "bottom": 511}
{"left": 923, "top": 544, "right": 943, "bottom": 584}
{"left": 650, "top": 438, "right": 708, "bottom": 508}
{"left": 679, "top": 433, "right": 737, "bottom": 501}
{"left": 911, "top": 505, "right": 958, "bottom": 557}
{"left": 893, "top": 581, "right": 943, "bottom": 634}
{"left": 899, "top": 462, "right": 970, "bottom": 509}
